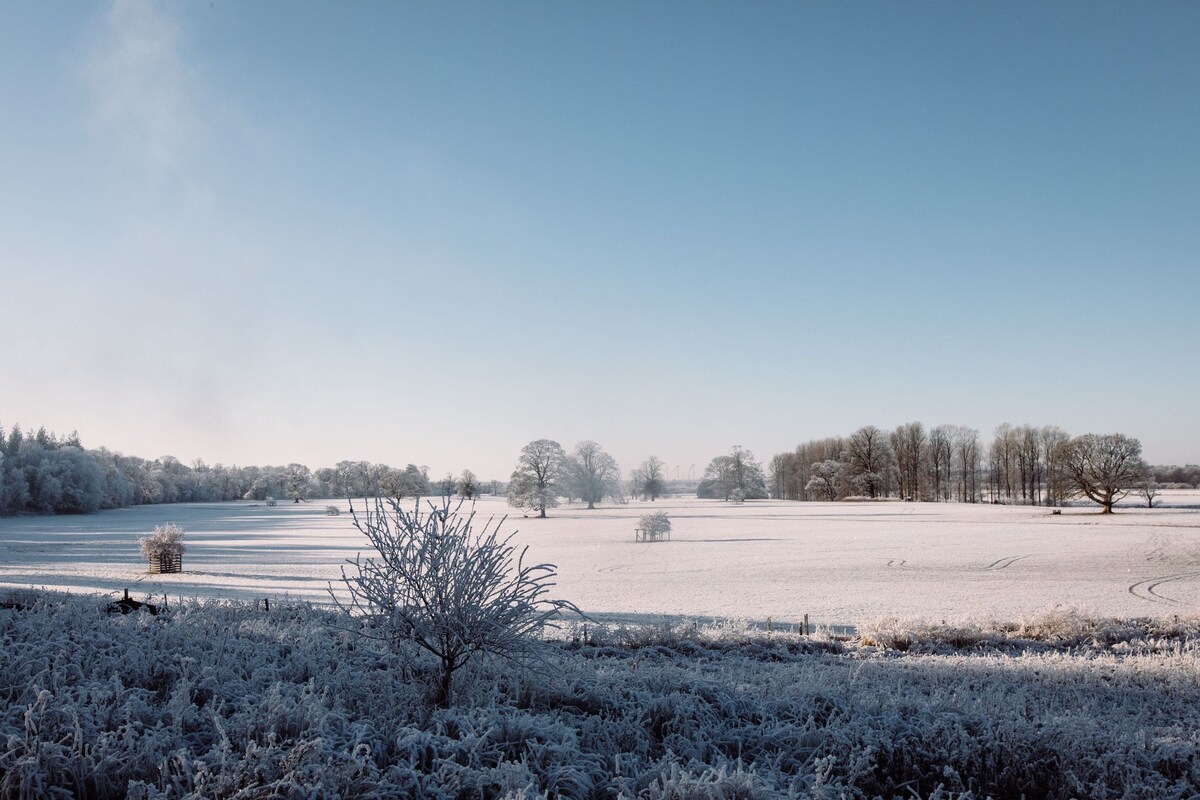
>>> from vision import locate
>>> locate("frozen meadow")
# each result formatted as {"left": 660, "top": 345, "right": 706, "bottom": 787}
{"left": 3, "top": 496, "right": 1200, "bottom": 798}
{"left": 1, "top": 493, "right": 1198, "bottom": 628}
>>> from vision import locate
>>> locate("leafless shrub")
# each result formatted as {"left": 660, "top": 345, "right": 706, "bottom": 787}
{"left": 334, "top": 497, "right": 584, "bottom": 705}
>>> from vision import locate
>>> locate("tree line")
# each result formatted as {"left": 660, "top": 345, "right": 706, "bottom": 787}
{"left": 0, "top": 422, "right": 461, "bottom": 516}
{"left": 3, "top": 420, "right": 1188, "bottom": 518}
{"left": 770, "top": 422, "right": 1162, "bottom": 512}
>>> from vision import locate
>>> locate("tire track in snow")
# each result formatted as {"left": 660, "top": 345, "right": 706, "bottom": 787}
{"left": 1127, "top": 572, "right": 1200, "bottom": 607}
{"left": 983, "top": 555, "right": 1029, "bottom": 571}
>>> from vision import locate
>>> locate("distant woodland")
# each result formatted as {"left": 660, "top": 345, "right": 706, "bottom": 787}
{"left": 0, "top": 422, "right": 442, "bottom": 516}
{"left": 0, "top": 421, "right": 1194, "bottom": 517}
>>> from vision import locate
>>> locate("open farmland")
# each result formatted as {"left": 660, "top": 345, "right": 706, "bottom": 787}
{"left": 2, "top": 493, "right": 1198, "bottom": 627}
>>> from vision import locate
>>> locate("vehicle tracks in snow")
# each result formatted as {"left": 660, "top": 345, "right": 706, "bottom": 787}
{"left": 983, "top": 555, "right": 1030, "bottom": 571}
{"left": 1127, "top": 572, "right": 1200, "bottom": 607}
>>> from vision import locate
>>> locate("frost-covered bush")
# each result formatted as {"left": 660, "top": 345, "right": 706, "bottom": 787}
{"left": 638, "top": 510, "right": 672, "bottom": 536}
{"left": 337, "top": 497, "right": 583, "bottom": 706}
{"left": 138, "top": 522, "right": 186, "bottom": 561}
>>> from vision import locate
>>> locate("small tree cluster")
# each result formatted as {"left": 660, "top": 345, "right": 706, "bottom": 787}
{"left": 138, "top": 523, "right": 186, "bottom": 561}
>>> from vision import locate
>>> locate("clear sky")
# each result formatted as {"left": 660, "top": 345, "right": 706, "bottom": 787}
{"left": 2, "top": 1, "right": 1198, "bottom": 480}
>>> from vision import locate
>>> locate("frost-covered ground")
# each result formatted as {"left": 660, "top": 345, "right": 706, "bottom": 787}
{"left": 1, "top": 493, "right": 1198, "bottom": 628}
{"left": 2, "top": 596, "right": 1198, "bottom": 799}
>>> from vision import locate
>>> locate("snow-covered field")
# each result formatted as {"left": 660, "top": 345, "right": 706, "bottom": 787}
{"left": 2, "top": 492, "right": 1198, "bottom": 627}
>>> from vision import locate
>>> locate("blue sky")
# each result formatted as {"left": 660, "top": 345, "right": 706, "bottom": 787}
{"left": 2, "top": 1, "right": 1198, "bottom": 479}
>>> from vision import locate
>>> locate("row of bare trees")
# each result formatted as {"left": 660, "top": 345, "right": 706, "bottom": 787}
{"left": 770, "top": 424, "right": 986, "bottom": 503}
{"left": 771, "top": 422, "right": 1151, "bottom": 510}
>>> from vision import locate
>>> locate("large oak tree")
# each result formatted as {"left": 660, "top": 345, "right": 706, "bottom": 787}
{"left": 1056, "top": 433, "right": 1146, "bottom": 514}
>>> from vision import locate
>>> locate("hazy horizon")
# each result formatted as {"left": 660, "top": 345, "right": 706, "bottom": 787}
{"left": 4, "top": 2, "right": 1197, "bottom": 480}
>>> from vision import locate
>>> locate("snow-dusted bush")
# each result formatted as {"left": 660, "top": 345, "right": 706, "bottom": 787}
{"left": 336, "top": 497, "right": 583, "bottom": 705}
{"left": 138, "top": 522, "right": 186, "bottom": 562}
{"left": 638, "top": 510, "right": 672, "bottom": 536}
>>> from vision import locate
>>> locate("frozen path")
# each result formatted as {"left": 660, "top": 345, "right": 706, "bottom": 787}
{"left": 1, "top": 494, "right": 1198, "bottom": 627}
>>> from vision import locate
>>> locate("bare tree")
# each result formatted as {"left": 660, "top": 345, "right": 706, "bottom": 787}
{"left": 698, "top": 446, "right": 767, "bottom": 500}
{"left": 952, "top": 426, "right": 982, "bottom": 503}
{"left": 336, "top": 497, "right": 582, "bottom": 706}
{"left": 1137, "top": 476, "right": 1160, "bottom": 509}
{"left": 566, "top": 441, "right": 621, "bottom": 509}
{"left": 456, "top": 469, "right": 478, "bottom": 499}
{"left": 1039, "top": 426, "right": 1070, "bottom": 507}
{"left": 1055, "top": 433, "right": 1146, "bottom": 514}
{"left": 632, "top": 456, "right": 667, "bottom": 501}
{"left": 890, "top": 422, "right": 926, "bottom": 501}
{"left": 989, "top": 424, "right": 1019, "bottom": 503}
{"left": 507, "top": 439, "right": 567, "bottom": 518}
{"left": 843, "top": 426, "right": 892, "bottom": 499}
{"left": 928, "top": 425, "right": 953, "bottom": 501}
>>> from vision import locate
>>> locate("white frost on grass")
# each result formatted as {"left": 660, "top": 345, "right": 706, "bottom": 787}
{"left": 1, "top": 492, "right": 1198, "bottom": 627}
{"left": 1, "top": 595, "right": 1198, "bottom": 798}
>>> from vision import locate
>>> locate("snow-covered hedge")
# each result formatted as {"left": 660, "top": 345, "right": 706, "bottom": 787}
{"left": 1, "top": 593, "right": 1198, "bottom": 798}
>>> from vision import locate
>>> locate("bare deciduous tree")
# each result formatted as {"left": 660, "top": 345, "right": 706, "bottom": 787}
{"left": 456, "top": 469, "right": 478, "bottom": 499}
{"left": 843, "top": 426, "right": 892, "bottom": 499}
{"left": 928, "top": 425, "right": 953, "bottom": 502}
{"left": 632, "top": 456, "right": 667, "bottom": 501}
{"left": 698, "top": 446, "right": 767, "bottom": 500}
{"left": 566, "top": 441, "right": 622, "bottom": 509}
{"left": 507, "top": 439, "right": 567, "bottom": 518}
{"left": 890, "top": 422, "right": 926, "bottom": 501}
{"left": 335, "top": 497, "right": 582, "bottom": 706}
{"left": 1137, "top": 477, "right": 1160, "bottom": 509}
{"left": 1056, "top": 433, "right": 1146, "bottom": 514}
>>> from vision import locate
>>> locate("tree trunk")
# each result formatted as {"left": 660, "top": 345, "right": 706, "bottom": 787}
{"left": 436, "top": 659, "right": 454, "bottom": 707}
